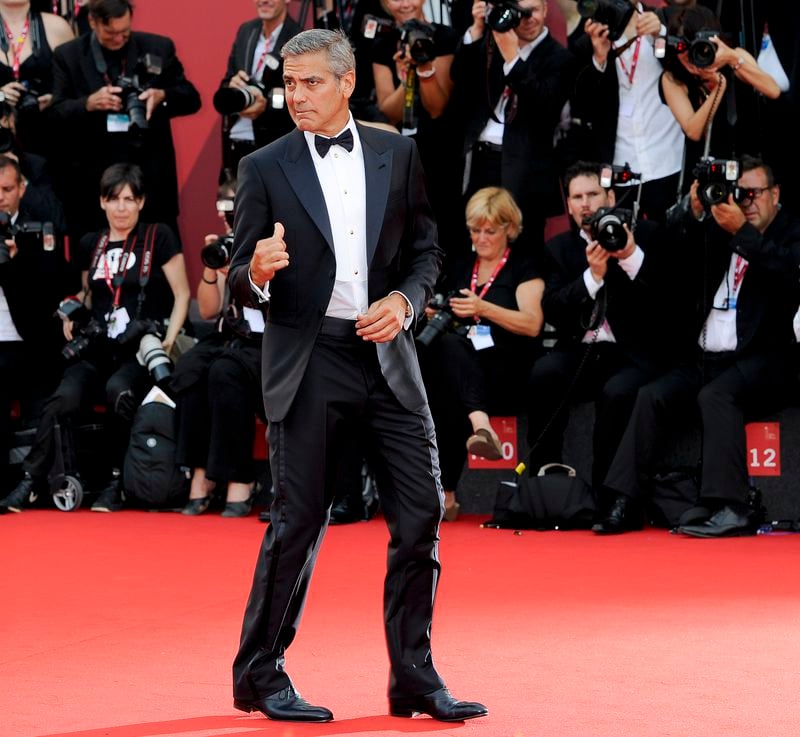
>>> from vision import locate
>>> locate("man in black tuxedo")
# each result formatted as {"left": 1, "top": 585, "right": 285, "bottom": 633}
{"left": 451, "top": 0, "right": 574, "bottom": 253}
{"left": 50, "top": 0, "right": 200, "bottom": 242}
{"left": 226, "top": 29, "right": 487, "bottom": 724}
{"left": 602, "top": 155, "right": 800, "bottom": 537}
{"left": 527, "top": 161, "right": 670, "bottom": 522}
{"left": 216, "top": 0, "right": 302, "bottom": 180}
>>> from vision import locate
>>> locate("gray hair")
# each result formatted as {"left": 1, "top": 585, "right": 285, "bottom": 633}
{"left": 280, "top": 29, "right": 355, "bottom": 78}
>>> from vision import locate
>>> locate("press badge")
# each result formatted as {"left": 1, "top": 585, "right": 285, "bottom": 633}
{"left": 107, "top": 113, "right": 131, "bottom": 132}
{"left": 106, "top": 306, "right": 130, "bottom": 339}
{"left": 468, "top": 324, "right": 494, "bottom": 350}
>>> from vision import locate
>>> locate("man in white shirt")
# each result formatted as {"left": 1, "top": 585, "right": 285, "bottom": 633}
{"left": 226, "top": 29, "right": 487, "bottom": 724}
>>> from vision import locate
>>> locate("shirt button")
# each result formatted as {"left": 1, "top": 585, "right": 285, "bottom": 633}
{"left": 354, "top": 269, "right": 359, "bottom": 275}
{"left": 349, "top": 229, "right": 354, "bottom": 235}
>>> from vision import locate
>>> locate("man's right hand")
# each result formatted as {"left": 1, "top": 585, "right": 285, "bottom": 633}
{"left": 586, "top": 19, "right": 611, "bottom": 66}
{"left": 689, "top": 180, "right": 705, "bottom": 221}
{"left": 228, "top": 70, "right": 251, "bottom": 90}
{"left": 587, "top": 240, "right": 609, "bottom": 282}
{"left": 250, "top": 222, "right": 289, "bottom": 285}
{"left": 468, "top": 0, "right": 487, "bottom": 41}
{"left": 86, "top": 85, "right": 123, "bottom": 112}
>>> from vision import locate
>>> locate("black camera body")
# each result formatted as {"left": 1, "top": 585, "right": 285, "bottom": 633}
{"left": 399, "top": 19, "right": 436, "bottom": 65}
{"left": 201, "top": 233, "right": 234, "bottom": 270}
{"left": 665, "top": 30, "right": 719, "bottom": 68}
{"left": 586, "top": 207, "right": 634, "bottom": 252}
{"left": 113, "top": 54, "right": 164, "bottom": 132}
{"left": 574, "top": 0, "right": 634, "bottom": 42}
{"left": 416, "top": 291, "right": 465, "bottom": 348}
{"left": 486, "top": 0, "right": 533, "bottom": 32}
{"left": 599, "top": 162, "right": 641, "bottom": 189}
{"left": 694, "top": 158, "right": 740, "bottom": 210}
{"left": 361, "top": 15, "right": 436, "bottom": 65}
{"left": 17, "top": 78, "right": 44, "bottom": 114}
{"left": 58, "top": 297, "right": 105, "bottom": 361}
{"left": 0, "top": 213, "right": 53, "bottom": 263}
{"left": 213, "top": 77, "right": 268, "bottom": 115}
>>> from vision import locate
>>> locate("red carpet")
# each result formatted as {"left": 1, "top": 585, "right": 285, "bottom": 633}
{"left": 2, "top": 511, "right": 800, "bottom": 737}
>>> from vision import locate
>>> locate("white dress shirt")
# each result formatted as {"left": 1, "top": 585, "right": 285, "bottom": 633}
{"left": 0, "top": 210, "right": 23, "bottom": 342}
{"left": 700, "top": 252, "right": 747, "bottom": 352}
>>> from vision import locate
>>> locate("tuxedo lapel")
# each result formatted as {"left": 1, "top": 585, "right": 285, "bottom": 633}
{"left": 359, "top": 125, "right": 392, "bottom": 265}
{"left": 277, "top": 130, "right": 334, "bottom": 251}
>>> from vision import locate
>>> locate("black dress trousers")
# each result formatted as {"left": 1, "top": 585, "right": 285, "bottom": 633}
{"left": 233, "top": 318, "right": 445, "bottom": 700}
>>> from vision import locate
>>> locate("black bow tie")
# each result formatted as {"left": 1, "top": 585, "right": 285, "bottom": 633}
{"left": 314, "top": 129, "right": 354, "bottom": 157}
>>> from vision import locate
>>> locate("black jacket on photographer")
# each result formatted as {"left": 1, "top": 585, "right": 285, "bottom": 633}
{"left": 218, "top": 16, "right": 301, "bottom": 169}
{"left": 50, "top": 31, "right": 201, "bottom": 242}
{"left": 77, "top": 221, "right": 181, "bottom": 355}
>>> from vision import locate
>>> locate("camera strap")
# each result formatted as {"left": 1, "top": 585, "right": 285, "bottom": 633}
{"left": 470, "top": 248, "right": 510, "bottom": 320}
{"left": 90, "top": 32, "right": 130, "bottom": 85}
{"left": 401, "top": 66, "right": 418, "bottom": 134}
{"left": 1, "top": 13, "right": 30, "bottom": 81}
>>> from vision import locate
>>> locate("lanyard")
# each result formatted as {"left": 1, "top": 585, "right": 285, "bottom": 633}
{"left": 617, "top": 36, "right": 642, "bottom": 87}
{"left": 252, "top": 28, "right": 279, "bottom": 79}
{"left": 3, "top": 15, "right": 30, "bottom": 81}
{"left": 732, "top": 254, "right": 748, "bottom": 295}
{"left": 470, "top": 248, "right": 510, "bottom": 320}
{"left": 93, "top": 231, "right": 135, "bottom": 309}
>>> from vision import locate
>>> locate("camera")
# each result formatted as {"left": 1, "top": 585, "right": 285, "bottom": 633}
{"left": 201, "top": 233, "right": 234, "bottom": 270}
{"left": 399, "top": 19, "right": 436, "bottom": 65}
{"left": 665, "top": 31, "right": 718, "bottom": 68}
{"left": 58, "top": 297, "right": 105, "bottom": 361}
{"left": 694, "top": 157, "right": 740, "bottom": 210}
{"left": 574, "top": 0, "right": 634, "bottom": 42}
{"left": 361, "top": 14, "right": 396, "bottom": 40}
{"left": 416, "top": 291, "right": 464, "bottom": 348}
{"left": 213, "top": 77, "right": 268, "bottom": 115}
{"left": 486, "top": 0, "right": 533, "bottom": 33}
{"left": 118, "top": 319, "right": 173, "bottom": 386}
{"left": 113, "top": 54, "right": 164, "bottom": 132}
{"left": 17, "top": 78, "right": 43, "bottom": 114}
{"left": 0, "top": 213, "right": 54, "bottom": 262}
{"left": 599, "top": 162, "right": 640, "bottom": 189}
{"left": 585, "top": 207, "right": 634, "bottom": 252}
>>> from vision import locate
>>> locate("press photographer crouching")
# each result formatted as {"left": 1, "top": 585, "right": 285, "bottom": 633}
{"left": 170, "top": 180, "right": 266, "bottom": 518}
{"left": 417, "top": 186, "right": 544, "bottom": 520}
{"left": 0, "top": 154, "right": 71, "bottom": 503}
{"left": 0, "top": 162, "right": 190, "bottom": 513}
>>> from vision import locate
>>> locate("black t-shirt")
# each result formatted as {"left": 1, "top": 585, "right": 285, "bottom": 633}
{"left": 78, "top": 223, "right": 181, "bottom": 332}
{"left": 446, "top": 246, "right": 541, "bottom": 356}
{"left": 371, "top": 22, "right": 459, "bottom": 138}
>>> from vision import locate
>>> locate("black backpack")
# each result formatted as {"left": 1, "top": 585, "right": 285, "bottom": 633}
{"left": 123, "top": 401, "right": 186, "bottom": 508}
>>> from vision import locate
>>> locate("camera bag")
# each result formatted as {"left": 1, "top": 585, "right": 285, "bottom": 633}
{"left": 485, "top": 463, "right": 596, "bottom": 531}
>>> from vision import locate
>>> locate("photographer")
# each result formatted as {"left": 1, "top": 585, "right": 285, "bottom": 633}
{"left": 600, "top": 155, "right": 800, "bottom": 537}
{"left": 0, "top": 162, "right": 190, "bottom": 514}
{"left": 419, "top": 187, "right": 543, "bottom": 520}
{"left": 450, "top": 0, "right": 574, "bottom": 255}
{"left": 571, "top": 0, "right": 684, "bottom": 222}
{"left": 526, "top": 161, "right": 671, "bottom": 524}
{"left": 215, "top": 0, "right": 301, "bottom": 181}
{"left": 0, "top": 154, "right": 69, "bottom": 501}
{"left": 170, "top": 180, "right": 266, "bottom": 518}
{"left": 371, "top": 0, "right": 462, "bottom": 251}
{"left": 50, "top": 0, "right": 200, "bottom": 243}
{"left": 0, "top": 0, "right": 73, "bottom": 159}
{"left": 659, "top": 6, "right": 780, "bottom": 170}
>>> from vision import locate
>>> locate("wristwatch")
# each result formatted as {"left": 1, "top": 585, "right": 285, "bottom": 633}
{"left": 0, "top": 91, "right": 6, "bottom": 104}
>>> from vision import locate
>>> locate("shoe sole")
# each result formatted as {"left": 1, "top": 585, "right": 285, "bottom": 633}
{"left": 232, "top": 699, "right": 333, "bottom": 722}
{"left": 389, "top": 707, "right": 488, "bottom": 721}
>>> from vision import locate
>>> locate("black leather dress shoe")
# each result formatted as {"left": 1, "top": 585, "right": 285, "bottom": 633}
{"left": 592, "top": 495, "right": 643, "bottom": 535}
{"left": 329, "top": 496, "right": 363, "bottom": 525}
{"left": 234, "top": 687, "right": 333, "bottom": 722}
{"left": 678, "top": 505, "right": 756, "bottom": 538}
{"left": 389, "top": 687, "right": 488, "bottom": 721}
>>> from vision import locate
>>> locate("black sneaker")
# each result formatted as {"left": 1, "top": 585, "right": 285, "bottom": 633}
{"left": 0, "top": 475, "right": 40, "bottom": 514}
{"left": 91, "top": 479, "right": 124, "bottom": 513}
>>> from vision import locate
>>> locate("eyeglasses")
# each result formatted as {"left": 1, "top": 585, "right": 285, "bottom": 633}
{"left": 736, "top": 186, "right": 772, "bottom": 206}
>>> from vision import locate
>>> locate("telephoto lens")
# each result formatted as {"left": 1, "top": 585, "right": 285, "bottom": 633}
{"left": 137, "top": 334, "right": 173, "bottom": 386}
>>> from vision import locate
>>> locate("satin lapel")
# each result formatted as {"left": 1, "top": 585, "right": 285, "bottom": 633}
{"left": 360, "top": 126, "right": 393, "bottom": 265}
{"left": 277, "top": 130, "right": 334, "bottom": 251}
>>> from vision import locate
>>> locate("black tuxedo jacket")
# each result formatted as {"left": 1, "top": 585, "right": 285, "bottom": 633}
{"left": 676, "top": 209, "right": 800, "bottom": 366}
{"left": 228, "top": 124, "right": 442, "bottom": 423}
{"left": 220, "top": 17, "right": 302, "bottom": 149}
{"left": 51, "top": 31, "right": 201, "bottom": 230}
{"left": 451, "top": 31, "right": 574, "bottom": 205}
{"left": 542, "top": 220, "right": 671, "bottom": 371}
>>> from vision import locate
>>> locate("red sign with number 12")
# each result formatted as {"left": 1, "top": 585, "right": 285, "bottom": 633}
{"left": 746, "top": 422, "right": 780, "bottom": 476}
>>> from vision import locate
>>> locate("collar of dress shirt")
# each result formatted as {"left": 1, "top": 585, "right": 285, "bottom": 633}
{"left": 304, "top": 114, "right": 359, "bottom": 160}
